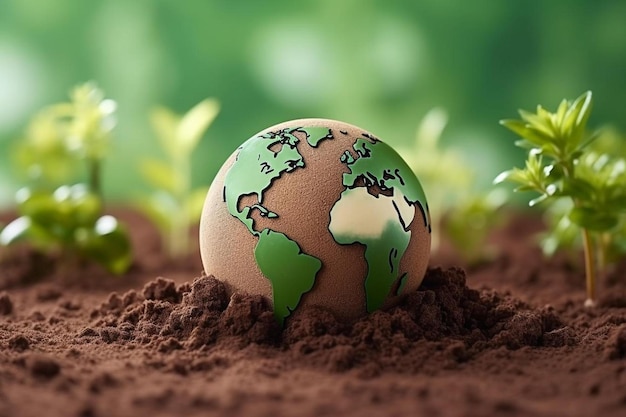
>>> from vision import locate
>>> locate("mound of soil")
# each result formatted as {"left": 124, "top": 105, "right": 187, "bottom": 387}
{"left": 1, "top": 211, "right": 625, "bottom": 417}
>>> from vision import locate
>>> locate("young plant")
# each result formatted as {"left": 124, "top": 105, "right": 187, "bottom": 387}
{"left": 14, "top": 83, "right": 117, "bottom": 196}
{"left": 398, "top": 108, "right": 505, "bottom": 262}
{"left": 139, "top": 99, "right": 220, "bottom": 259}
{"left": 443, "top": 189, "right": 507, "bottom": 263}
{"left": 0, "top": 185, "right": 131, "bottom": 274}
{"left": 61, "top": 83, "right": 118, "bottom": 197}
{"left": 495, "top": 91, "right": 626, "bottom": 306}
{"left": 0, "top": 83, "right": 132, "bottom": 275}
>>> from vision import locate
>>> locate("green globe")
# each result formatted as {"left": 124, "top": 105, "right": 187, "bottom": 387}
{"left": 200, "top": 119, "right": 431, "bottom": 324}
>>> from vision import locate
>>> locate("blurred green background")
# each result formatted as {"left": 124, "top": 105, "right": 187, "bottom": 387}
{"left": 1, "top": 0, "right": 625, "bottom": 208}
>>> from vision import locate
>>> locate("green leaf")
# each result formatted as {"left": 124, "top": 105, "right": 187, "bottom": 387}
{"left": 570, "top": 150, "right": 584, "bottom": 161}
{"left": 0, "top": 216, "right": 55, "bottom": 248}
{"left": 540, "top": 235, "right": 560, "bottom": 257}
{"left": 82, "top": 215, "right": 132, "bottom": 274}
{"left": 73, "top": 193, "right": 102, "bottom": 227}
{"left": 529, "top": 194, "right": 550, "bottom": 207}
{"left": 51, "top": 184, "right": 101, "bottom": 229}
{"left": 514, "top": 185, "right": 535, "bottom": 192}
{"left": 513, "top": 139, "right": 537, "bottom": 150}
{"left": 605, "top": 193, "right": 626, "bottom": 211}
{"left": 414, "top": 107, "right": 448, "bottom": 149}
{"left": 0, "top": 217, "right": 33, "bottom": 245}
{"left": 61, "top": 83, "right": 116, "bottom": 160}
{"left": 500, "top": 119, "right": 551, "bottom": 148}
{"left": 150, "top": 106, "right": 180, "bottom": 158}
{"left": 578, "top": 129, "right": 601, "bottom": 151}
{"left": 135, "top": 201, "right": 169, "bottom": 233}
{"left": 46, "top": 102, "right": 75, "bottom": 119}
{"left": 135, "top": 192, "right": 177, "bottom": 233}
{"left": 544, "top": 164, "right": 564, "bottom": 182}
{"left": 560, "top": 178, "right": 596, "bottom": 201}
{"left": 18, "top": 189, "right": 66, "bottom": 227}
{"left": 554, "top": 99, "right": 569, "bottom": 127}
{"left": 493, "top": 168, "right": 528, "bottom": 185}
{"left": 569, "top": 206, "right": 618, "bottom": 231}
{"left": 523, "top": 153, "right": 548, "bottom": 185}
{"left": 493, "top": 170, "right": 513, "bottom": 185}
{"left": 139, "top": 158, "right": 181, "bottom": 194}
{"left": 573, "top": 91, "right": 593, "bottom": 129}
{"left": 518, "top": 110, "right": 554, "bottom": 138}
{"left": 64, "top": 184, "right": 102, "bottom": 226}
{"left": 536, "top": 105, "right": 554, "bottom": 126}
{"left": 14, "top": 185, "right": 103, "bottom": 246}
{"left": 176, "top": 98, "right": 220, "bottom": 155}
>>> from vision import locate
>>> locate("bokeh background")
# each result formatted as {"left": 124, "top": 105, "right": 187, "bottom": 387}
{"left": 1, "top": 0, "right": 625, "bottom": 207}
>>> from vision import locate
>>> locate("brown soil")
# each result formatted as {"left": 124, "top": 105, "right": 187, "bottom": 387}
{"left": 1, "top": 210, "right": 625, "bottom": 417}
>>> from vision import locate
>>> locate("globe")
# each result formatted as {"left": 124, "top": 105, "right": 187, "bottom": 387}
{"left": 200, "top": 119, "right": 431, "bottom": 324}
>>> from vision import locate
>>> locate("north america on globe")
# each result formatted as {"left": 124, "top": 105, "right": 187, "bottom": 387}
{"left": 220, "top": 124, "right": 430, "bottom": 325}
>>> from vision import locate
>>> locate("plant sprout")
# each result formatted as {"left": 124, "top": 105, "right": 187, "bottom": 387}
{"left": 62, "top": 83, "right": 118, "bottom": 197}
{"left": 398, "top": 108, "right": 505, "bottom": 262}
{"left": 14, "top": 83, "right": 117, "bottom": 196}
{"left": 495, "top": 91, "right": 626, "bottom": 306}
{"left": 139, "top": 98, "right": 220, "bottom": 259}
{"left": 0, "top": 83, "right": 132, "bottom": 275}
{"left": 443, "top": 189, "right": 507, "bottom": 263}
{"left": 0, "top": 185, "right": 131, "bottom": 274}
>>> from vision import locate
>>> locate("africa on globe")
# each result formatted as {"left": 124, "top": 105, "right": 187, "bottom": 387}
{"left": 199, "top": 119, "right": 431, "bottom": 324}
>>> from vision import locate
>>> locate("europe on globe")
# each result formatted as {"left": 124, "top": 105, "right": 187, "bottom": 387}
{"left": 200, "top": 119, "right": 431, "bottom": 324}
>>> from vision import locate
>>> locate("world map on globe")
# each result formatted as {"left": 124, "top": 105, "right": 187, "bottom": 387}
{"left": 221, "top": 125, "right": 430, "bottom": 325}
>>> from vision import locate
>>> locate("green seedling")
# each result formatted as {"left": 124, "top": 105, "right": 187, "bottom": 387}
{"left": 139, "top": 98, "right": 220, "bottom": 259}
{"left": 1, "top": 82, "right": 132, "bottom": 275}
{"left": 14, "top": 82, "right": 116, "bottom": 196}
{"left": 59, "top": 82, "right": 117, "bottom": 197}
{"left": 495, "top": 91, "right": 626, "bottom": 306}
{"left": 398, "top": 108, "right": 505, "bottom": 263}
{"left": 443, "top": 189, "right": 507, "bottom": 263}
{"left": 0, "top": 184, "right": 131, "bottom": 274}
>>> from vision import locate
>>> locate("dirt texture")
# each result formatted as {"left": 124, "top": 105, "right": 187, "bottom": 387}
{"left": 1, "top": 210, "right": 625, "bottom": 417}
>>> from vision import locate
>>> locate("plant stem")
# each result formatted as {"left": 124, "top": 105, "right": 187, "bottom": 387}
{"left": 89, "top": 158, "right": 102, "bottom": 199}
{"left": 598, "top": 232, "right": 609, "bottom": 274}
{"left": 561, "top": 161, "right": 597, "bottom": 307}
{"left": 168, "top": 154, "right": 190, "bottom": 259}
{"left": 581, "top": 228, "right": 597, "bottom": 307}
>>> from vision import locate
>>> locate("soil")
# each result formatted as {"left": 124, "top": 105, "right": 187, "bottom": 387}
{"left": 1, "top": 209, "right": 625, "bottom": 417}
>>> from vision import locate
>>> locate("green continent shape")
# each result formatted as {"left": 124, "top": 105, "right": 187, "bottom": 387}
{"left": 344, "top": 138, "right": 430, "bottom": 225}
{"left": 254, "top": 228, "right": 321, "bottom": 325}
{"left": 223, "top": 128, "right": 305, "bottom": 235}
{"left": 330, "top": 137, "right": 430, "bottom": 312}
{"left": 329, "top": 187, "right": 412, "bottom": 312}
{"left": 301, "top": 127, "right": 334, "bottom": 147}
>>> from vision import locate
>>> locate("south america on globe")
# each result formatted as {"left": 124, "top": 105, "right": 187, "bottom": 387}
{"left": 200, "top": 119, "right": 431, "bottom": 324}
